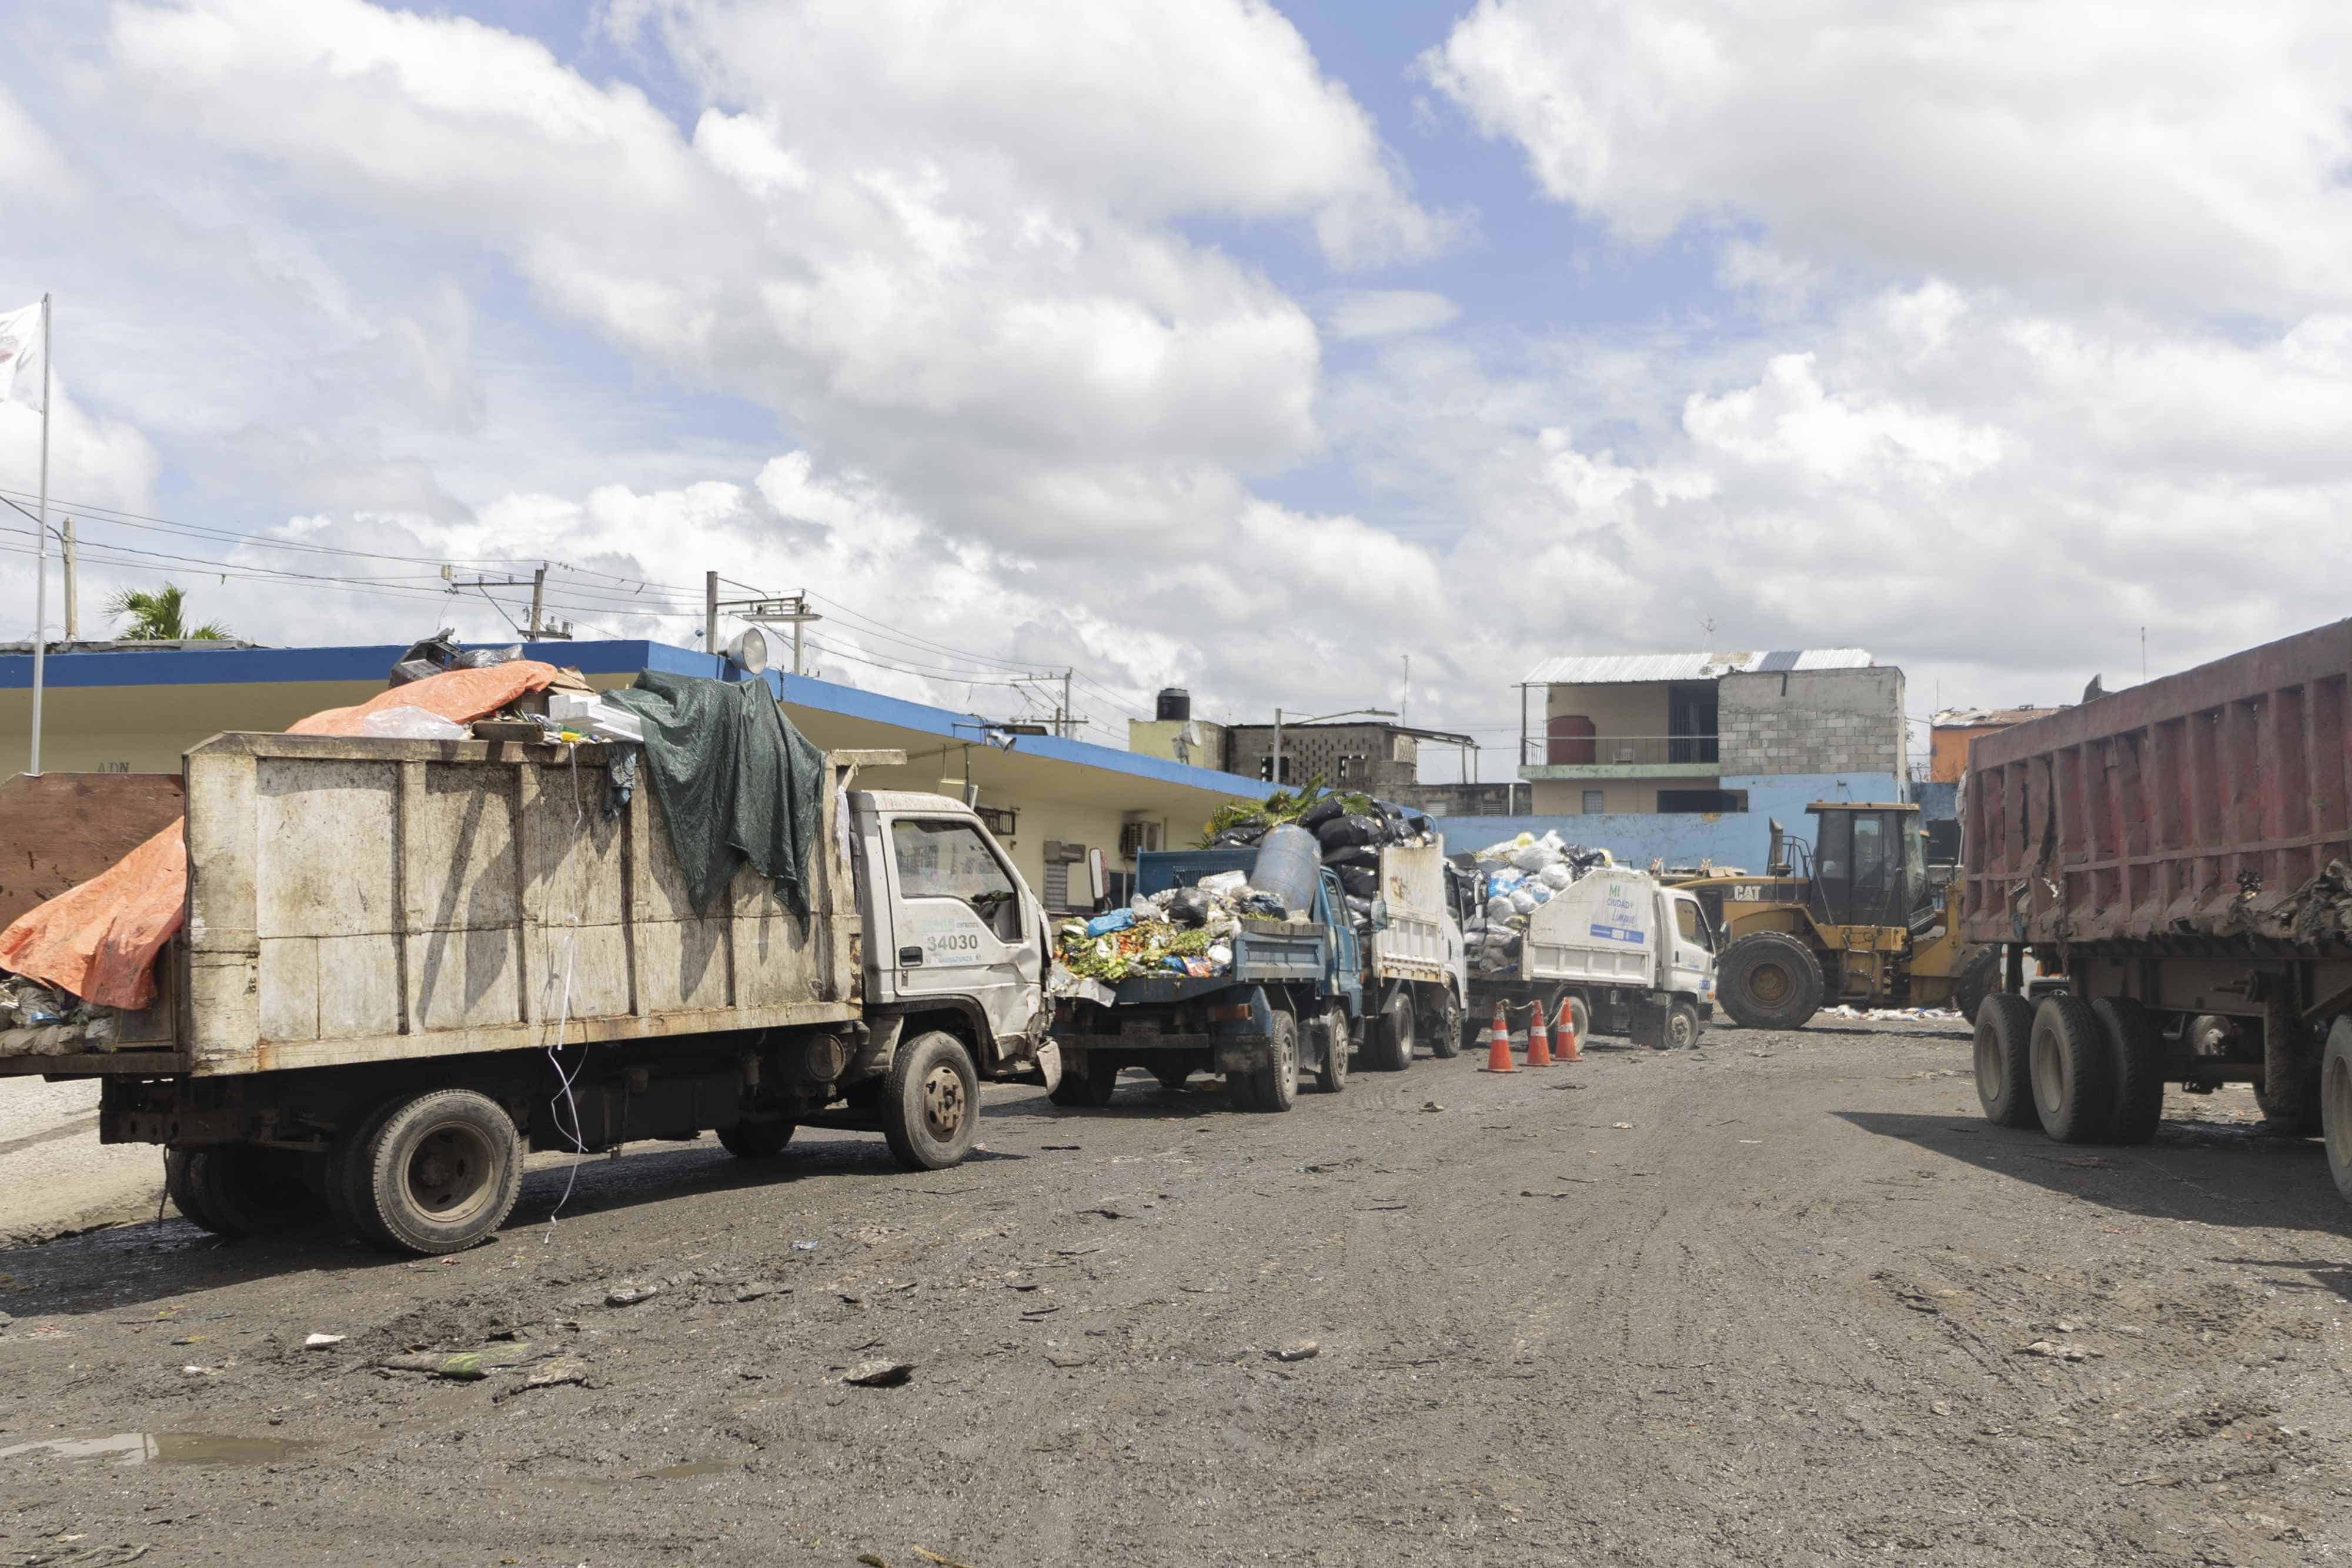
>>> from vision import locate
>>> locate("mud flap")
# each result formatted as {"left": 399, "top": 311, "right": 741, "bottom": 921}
{"left": 1034, "top": 1038, "right": 1064, "bottom": 1097}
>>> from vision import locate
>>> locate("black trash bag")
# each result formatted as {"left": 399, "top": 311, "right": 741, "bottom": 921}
{"left": 1212, "top": 823, "right": 1269, "bottom": 848}
{"left": 389, "top": 629, "right": 521, "bottom": 686}
{"left": 1396, "top": 807, "right": 1434, "bottom": 841}
{"left": 1372, "top": 801, "right": 1413, "bottom": 842}
{"left": 1344, "top": 894, "right": 1375, "bottom": 923}
{"left": 1315, "top": 813, "right": 1384, "bottom": 851}
{"left": 1338, "top": 865, "right": 1379, "bottom": 898}
{"left": 1238, "top": 892, "right": 1289, "bottom": 920}
{"left": 1165, "top": 888, "right": 1212, "bottom": 928}
{"left": 1321, "top": 845, "right": 1379, "bottom": 872}
{"left": 454, "top": 643, "right": 522, "bottom": 669}
{"left": 1296, "top": 797, "right": 1348, "bottom": 831}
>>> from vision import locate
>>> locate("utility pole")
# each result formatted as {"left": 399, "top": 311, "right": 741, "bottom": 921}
{"left": 58, "top": 521, "right": 74, "bottom": 644}
{"left": 1062, "top": 669, "right": 1074, "bottom": 739}
{"left": 704, "top": 571, "right": 719, "bottom": 655}
{"left": 709, "top": 586, "right": 821, "bottom": 674}
{"left": 527, "top": 566, "right": 545, "bottom": 641}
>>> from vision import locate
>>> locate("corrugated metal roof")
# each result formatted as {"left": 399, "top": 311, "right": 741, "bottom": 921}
{"left": 1521, "top": 649, "right": 1874, "bottom": 686}
{"left": 1931, "top": 706, "right": 2066, "bottom": 727}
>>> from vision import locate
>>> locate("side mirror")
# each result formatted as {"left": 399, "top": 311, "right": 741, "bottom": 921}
{"left": 1369, "top": 897, "right": 1391, "bottom": 931}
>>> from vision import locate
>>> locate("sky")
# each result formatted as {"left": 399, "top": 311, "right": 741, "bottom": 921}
{"left": 2, "top": 0, "right": 2350, "bottom": 780}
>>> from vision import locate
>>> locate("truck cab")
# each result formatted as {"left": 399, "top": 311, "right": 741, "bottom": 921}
{"left": 848, "top": 790, "right": 1051, "bottom": 1068}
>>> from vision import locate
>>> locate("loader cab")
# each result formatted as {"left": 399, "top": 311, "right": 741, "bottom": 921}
{"left": 1805, "top": 803, "right": 1926, "bottom": 932}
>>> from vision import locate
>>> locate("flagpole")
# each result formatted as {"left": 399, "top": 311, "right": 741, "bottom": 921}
{"left": 28, "top": 292, "right": 48, "bottom": 776}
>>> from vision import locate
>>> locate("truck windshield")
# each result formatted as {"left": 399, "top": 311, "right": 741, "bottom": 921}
{"left": 892, "top": 819, "right": 1022, "bottom": 940}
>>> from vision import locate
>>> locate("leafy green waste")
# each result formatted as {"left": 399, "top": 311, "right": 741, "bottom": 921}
{"left": 1197, "top": 778, "right": 1375, "bottom": 848}
{"left": 1055, "top": 921, "right": 1217, "bottom": 982}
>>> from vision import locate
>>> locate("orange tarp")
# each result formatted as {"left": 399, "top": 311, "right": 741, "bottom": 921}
{"left": 0, "top": 663, "right": 562, "bottom": 1011}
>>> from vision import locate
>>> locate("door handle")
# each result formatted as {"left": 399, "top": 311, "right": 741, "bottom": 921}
{"left": 898, "top": 946, "right": 924, "bottom": 966}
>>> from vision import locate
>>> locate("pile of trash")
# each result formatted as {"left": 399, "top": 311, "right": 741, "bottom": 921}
{"left": 0, "top": 974, "right": 118, "bottom": 1057}
{"left": 1458, "top": 830, "right": 1614, "bottom": 976}
{"left": 1054, "top": 870, "right": 1283, "bottom": 983}
{"left": 1201, "top": 785, "right": 1436, "bottom": 918}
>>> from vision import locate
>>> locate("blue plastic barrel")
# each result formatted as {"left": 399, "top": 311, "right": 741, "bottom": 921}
{"left": 1250, "top": 824, "right": 1321, "bottom": 916}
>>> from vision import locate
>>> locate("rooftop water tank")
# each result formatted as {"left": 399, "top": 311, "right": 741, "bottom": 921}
{"left": 1156, "top": 687, "right": 1191, "bottom": 722}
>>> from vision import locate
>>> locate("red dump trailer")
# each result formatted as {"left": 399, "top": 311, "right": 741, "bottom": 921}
{"left": 1957, "top": 618, "right": 2352, "bottom": 1200}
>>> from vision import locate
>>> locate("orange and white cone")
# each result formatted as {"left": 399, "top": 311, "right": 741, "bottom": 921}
{"left": 1525, "top": 1001, "right": 1553, "bottom": 1068}
{"left": 1555, "top": 997, "right": 1583, "bottom": 1062}
{"left": 1480, "top": 1001, "right": 1516, "bottom": 1073}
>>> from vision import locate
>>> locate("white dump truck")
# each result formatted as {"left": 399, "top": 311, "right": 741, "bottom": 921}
{"left": 0, "top": 732, "right": 1055, "bottom": 1254}
{"left": 1465, "top": 867, "right": 1718, "bottom": 1049}
{"left": 1359, "top": 840, "right": 1472, "bottom": 1066}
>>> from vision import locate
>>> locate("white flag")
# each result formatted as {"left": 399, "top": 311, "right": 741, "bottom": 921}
{"left": 0, "top": 300, "right": 44, "bottom": 410}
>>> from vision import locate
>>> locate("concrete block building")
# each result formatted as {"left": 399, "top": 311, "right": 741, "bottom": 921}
{"left": 1438, "top": 650, "right": 1909, "bottom": 872}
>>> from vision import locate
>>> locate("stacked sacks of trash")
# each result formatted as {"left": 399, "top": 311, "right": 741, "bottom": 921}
{"left": 1053, "top": 870, "right": 1285, "bottom": 984}
{"left": 1456, "top": 830, "right": 1615, "bottom": 976}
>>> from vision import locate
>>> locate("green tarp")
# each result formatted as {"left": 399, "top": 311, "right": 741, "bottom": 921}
{"left": 603, "top": 670, "right": 826, "bottom": 915}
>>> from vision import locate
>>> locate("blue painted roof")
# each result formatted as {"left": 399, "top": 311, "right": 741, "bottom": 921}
{"left": 0, "top": 637, "right": 1276, "bottom": 801}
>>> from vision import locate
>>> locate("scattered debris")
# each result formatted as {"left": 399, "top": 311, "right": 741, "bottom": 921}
{"left": 605, "top": 1283, "right": 663, "bottom": 1307}
{"left": 733, "top": 1282, "right": 784, "bottom": 1303}
{"left": 2016, "top": 1340, "right": 2100, "bottom": 1363}
{"left": 1420, "top": 1101, "right": 1444, "bottom": 1113}
{"left": 1611, "top": 1122, "right": 1633, "bottom": 1130}
{"left": 1270, "top": 1339, "right": 1320, "bottom": 1363}
{"left": 841, "top": 1359, "right": 914, "bottom": 1388}
{"left": 379, "top": 1343, "right": 551, "bottom": 1381}
{"left": 302, "top": 1333, "right": 345, "bottom": 1349}
{"left": 1044, "top": 1350, "right": 1093, "bottom": 1368}
{"left": 913, "top": 1549, "right": 978, "bottom": 1568}
{"left": 791, "top": 1241, "right": 818, "bottom": 1252}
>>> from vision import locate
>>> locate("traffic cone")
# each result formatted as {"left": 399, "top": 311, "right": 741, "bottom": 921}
{"left": 1555, "top": 997, "right": 1582, "bottom": 1062}
{"left": 1525, "top": 1002, "right": 1553, "bottom": 1067}
{"left": 1480, "top": 1001, "right": 1516, "bottom": 1073}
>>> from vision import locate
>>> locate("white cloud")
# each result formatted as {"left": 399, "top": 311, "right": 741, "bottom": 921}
{"left": 1326, "top": 290, "right": 1462, "bottom": 342}
{"left": 1425, "top": 0, "right": 2352, "bottom": 315}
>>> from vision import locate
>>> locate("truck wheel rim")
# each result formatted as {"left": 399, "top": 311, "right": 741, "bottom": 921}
{"left": 2032, "top": 1031, "right": 2065, "bottom": 1114}
{"left": 2328, "top": 1055, "right": 2352, "bottom": 1171}
{"left": 1748, "top": 963, "right": 1790, "bottom": 1006}
{"left": 1975, "top": 1031, "right": 2004, "bottom": 1104}
{"left": 407, "top": 1124, "right": 497, "bottom": 1223}
{"left": 921, "top": 1064, "right": 967, "bottom": 1140}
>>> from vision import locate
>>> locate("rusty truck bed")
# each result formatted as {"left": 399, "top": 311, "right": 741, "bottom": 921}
{"left": 1959, "top": 618, "right": 2352, "bottom": 950}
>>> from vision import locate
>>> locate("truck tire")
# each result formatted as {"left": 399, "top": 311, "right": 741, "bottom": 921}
{"left": 883, "top": 1031, "right": 983, "bottom": 1170}
{"left": 355, "top": 1088, "right": 524, "bottom": 1255}
{"left": 1367, "top": 991, "right": 1415, "bottom": 1072}
{"left": 1973, "top": 993, "right": 2038, "bottom": 1128}
{"left": 1563, "top": 993, "right": 1591, "bottom": 1048}
{"left": 2029, "top": 994, "right": 2114, "bottom": 1144}
{"left": 1048, "top": 1055, "right": 1121, "bottom": 1108}
{"left": 1237, "top": 1007, "right": 1299, "bottom": 1113}
{"left": 1312, "top": 1003, "right": 1350, "bottom": 1094}
{"left": 2089, "top": 997, "right": 2165, "bottom": 1146}
{"left": 2321, "top": 1017, "right": 2352, "bottom": 1205}
{"left": 2257, "top": 996, "right": 2323, "bottom": 1135}
{"left": 1426, "top": 992, "right": 1462, "bottom": 1060}
{"left": 1151, "top": 1065, "right": 1190, "bottom": 1092}
{"left": 163, "top": 1149, "right": 221, "bottom": 1233}
{"left": 1952, "top": 945, "right": 2001, "bottom": 1024}
{"left": 718, "top": 1119, "right": 796, "bottom": 1159}
{"left": 1665, "top": 1001, "right": 1702, "bottom": 1049}
{"left": 1716, "top": 932, "right": 1823, "bottom": 1030}
{"left": 168, "top": 1147, "right": 313, "bottom": 1239}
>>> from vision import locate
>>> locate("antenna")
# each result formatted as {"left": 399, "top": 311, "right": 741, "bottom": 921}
{"left": 2140, "top": 626, "right": 2147, "bottom": 686}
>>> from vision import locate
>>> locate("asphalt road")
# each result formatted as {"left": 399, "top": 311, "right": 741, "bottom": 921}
{"left": 1, "top": 1019, "right": 2347, "bottom": 1567}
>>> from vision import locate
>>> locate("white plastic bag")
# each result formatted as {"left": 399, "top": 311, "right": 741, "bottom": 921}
{"left": 1486, "top": 895, "right": 1516, "bottom": 921}
{"left": 1538, "top": 863, "right": 1572, "bottom": 890}
{"left": 1198, "top": 870, "right": 1248, "bottom": 897}
{"left": 1509, "top": 890, "right": 1538, "bottom": 915}
{"left": 359, "top": 706, "right": 471, "bottom": 740}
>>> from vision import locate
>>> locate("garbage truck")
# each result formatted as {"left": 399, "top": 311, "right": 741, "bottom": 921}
{"left": 1357, "top": 838, "right": 1470, "bottom": 1065}
{"left": 1466, "top": 867, "right": 1719, "bottom": 1049}
{"left": 0, "top": 732, "right": 1055, "bottom": 1254}
{"left": 1957, "top": 617, "right": 2352, "bottom": 1199}
{"left": 1047, "top": 847, "right": 1362, "bottom": 1111}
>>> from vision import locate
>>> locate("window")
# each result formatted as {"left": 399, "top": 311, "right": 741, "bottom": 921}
{"left": 1337, "top": 753, "right": 1368, "bottom": 782}
{"left": 891, "top": 819, "right": 1022, "bottom": 939}
{"left": 1851, "top": 812, "right": 1890, "bottom": 920}
{"left": 1257, "top": 754, "right": 1295, "bottom": 784}
{"left": 1582, "top": 789, "right": 1606, "bottom": 813}
{"left": 1657, "top": 790, "right": 1749, "bottom": 814}
{"left": 1675, "top": 900, "right": 1702, "bottom": 944}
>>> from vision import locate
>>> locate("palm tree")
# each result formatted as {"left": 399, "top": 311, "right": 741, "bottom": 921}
{"left": 106, "top": 583, "right": 230, "bottom": 642}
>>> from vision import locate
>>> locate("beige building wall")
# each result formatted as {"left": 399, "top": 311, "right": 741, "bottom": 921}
{"left": 1125, "top": 717, "right": 1232, "bottom": 773}
{"left": 1544, "top": 682, "right": 1672, "bottom": 737}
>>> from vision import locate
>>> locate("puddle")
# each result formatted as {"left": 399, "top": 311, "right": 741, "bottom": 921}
{"left": 0, "top": 1433, "right": 315, "bottom": 1468}
{"left": 641, "top": 1461, "right": 730, "bottom": 1479}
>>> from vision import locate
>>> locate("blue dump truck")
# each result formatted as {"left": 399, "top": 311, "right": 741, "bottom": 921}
{"left": 1047, "top": 848, "right": 1362, "bottom": 1112}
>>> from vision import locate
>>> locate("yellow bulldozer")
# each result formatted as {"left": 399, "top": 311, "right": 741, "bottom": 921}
{"left": 1667, "top": 801, "right": 1994, "bottom": 1031}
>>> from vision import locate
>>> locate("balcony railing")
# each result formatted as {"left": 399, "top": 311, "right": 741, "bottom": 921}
{"left": 1522, "top": 734, "right": 1720, "bottom": 768}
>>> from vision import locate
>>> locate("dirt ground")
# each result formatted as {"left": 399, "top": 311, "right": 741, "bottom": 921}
{"left": 1, "top": 1018, "right": 2347, "bottom": 1567}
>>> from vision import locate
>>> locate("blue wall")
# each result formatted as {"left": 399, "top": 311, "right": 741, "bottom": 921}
{"left": 1434, "top": 772, "right": 1901, "bottom": 873}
